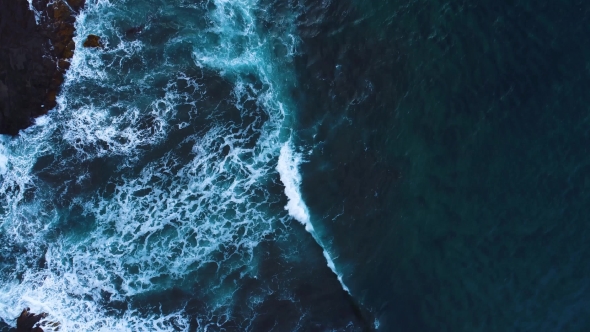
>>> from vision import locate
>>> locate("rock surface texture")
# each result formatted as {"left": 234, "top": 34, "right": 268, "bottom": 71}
{"left": 0, "top": 0, "right": 84, "bottom": 135}
{"left": 16, "top": 307, "right": 60, "bottom": 332}
{"left": 83, "top": 34, "right": 102, "bottom": 47}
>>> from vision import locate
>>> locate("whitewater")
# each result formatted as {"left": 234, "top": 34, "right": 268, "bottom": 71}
{"left": 0, "top": 0, "right": 352, "bottom": 330}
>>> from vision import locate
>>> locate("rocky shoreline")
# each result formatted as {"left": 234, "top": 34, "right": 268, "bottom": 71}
{"left": 0, "top": 0, "right": 85, "bottom": 135}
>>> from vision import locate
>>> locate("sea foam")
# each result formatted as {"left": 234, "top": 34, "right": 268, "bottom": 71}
{"left": 277, "top": 143, "right": 312, "bottom": 230}
{"left": 0, "top": 140, "right": 8, "bottom": 176}
{"left": 277, "top": 141, "right": 350, "bottom": 293}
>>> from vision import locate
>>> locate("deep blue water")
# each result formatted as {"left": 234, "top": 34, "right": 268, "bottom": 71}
{"left": 293, "top": 0, "right": 590, "bottom": 330}
{"left": 1, "top": 0, "right": 590, "bottom": 331}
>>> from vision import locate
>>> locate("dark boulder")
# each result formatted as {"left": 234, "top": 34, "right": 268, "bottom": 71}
{"left": 15, "top": 307, "right": 60, "bottom": 332}
{"left": 16, "top": 308, "right": 46, "bottom": 332}
{"left": 83, "top": 34, "right": 102, "bottom": 48}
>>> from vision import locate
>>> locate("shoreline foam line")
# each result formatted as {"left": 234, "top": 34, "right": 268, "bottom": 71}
{"left": 277, "top": 140, "right": 351, "bottom": 294}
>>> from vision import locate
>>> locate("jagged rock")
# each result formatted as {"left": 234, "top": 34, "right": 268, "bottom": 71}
{"left": 53, "top": 0, "right": 74, "bottom": 22}
{"left": 16, "top": 307, "right": 60, "bottom": 332}
{"left": 83, "top": 34, "right": 102, "bottom": 48}
{"left": 0, "top": 0, "right": 85, "bottom": 135}
{"left": 16, "top": 308, "right": 47, "bottom": 332}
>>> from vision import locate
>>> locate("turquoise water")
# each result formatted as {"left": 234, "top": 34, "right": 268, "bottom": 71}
{"left": 0, "top": 0, "right": 367, "bottom": 330}
{"left": 2, "top": 0, "right": 590, "bottom": 331}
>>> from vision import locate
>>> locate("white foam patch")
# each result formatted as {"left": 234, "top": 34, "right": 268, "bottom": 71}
{"left": 33, "top": 115, "right": 50, "bottom": 127}
{"left": 61, "top": 102, "right": 167, "bottom": 160}
{"left": 277, "top": 141, "right": 351, "bottom": 294}
{"left": 277, "top": 143, "right": 311, "bottom": 230}
{"left": 26, "top": 0, "right": 41, "bottom": 25}
{"left": 0, "top": 140, "right": 8, "bottom": 176}
{"left": 192, "top": 0, "right": 258, "bottom": 73}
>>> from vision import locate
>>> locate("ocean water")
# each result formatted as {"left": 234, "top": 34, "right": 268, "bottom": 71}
{"left": 292, "top": 0, "right": 590, "bottom": 331}
{"left": 2, "top": 0, "right": 590, "bottom": 331}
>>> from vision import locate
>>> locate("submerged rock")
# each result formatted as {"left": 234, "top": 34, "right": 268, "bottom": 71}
{"left": 126, "top": 25, "right": 144, "bottom": 36}
{"left": 125, "top": 12, "right": 158, "bottom": 38}
{"left": 83, "top": 34, "right": 102, "bottom": 48}
{"left": 0, "top": 0, "right": 85, "bottom": 135}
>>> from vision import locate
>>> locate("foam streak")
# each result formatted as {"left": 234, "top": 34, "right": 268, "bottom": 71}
{"left": 277, "top": 141, "right": 350, "bottom": 293}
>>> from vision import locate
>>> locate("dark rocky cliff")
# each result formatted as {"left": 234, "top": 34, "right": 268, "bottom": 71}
{"left": 0, "top": 0, "right": 84, "bottom": 135}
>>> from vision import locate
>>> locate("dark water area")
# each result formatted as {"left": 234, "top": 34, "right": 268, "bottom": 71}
{"left": 294, "top": 0, "right": 590, "bottom": 330}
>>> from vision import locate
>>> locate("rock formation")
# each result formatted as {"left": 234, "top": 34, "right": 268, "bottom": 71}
{"left": 0, "top": 0, "right": 85, "bottom": 135}
{"left": 16, "top": 307, "right": 59, "bottom": 332}
{"left": 83, "top": 34, "right": 102, "bottom": 48}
